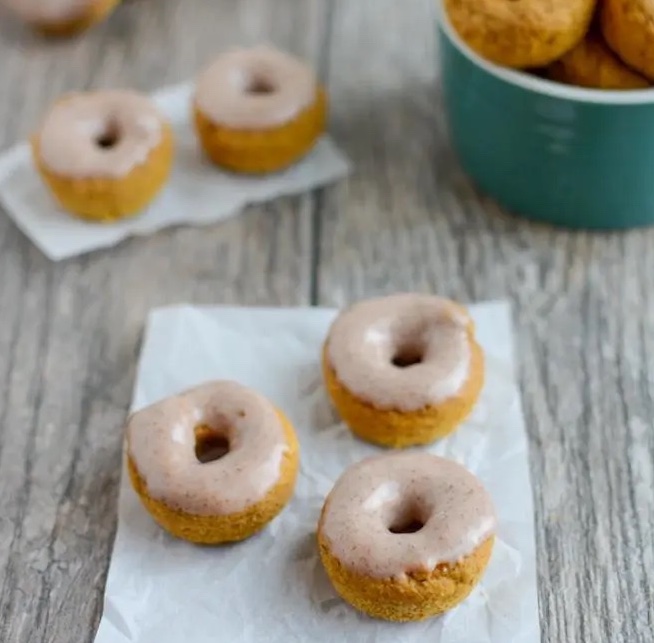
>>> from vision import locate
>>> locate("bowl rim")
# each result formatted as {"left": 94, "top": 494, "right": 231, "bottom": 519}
{"left": 436, "top": 0, "right": 654, "bottom": 105}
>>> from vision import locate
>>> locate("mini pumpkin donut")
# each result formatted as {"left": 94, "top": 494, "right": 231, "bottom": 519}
{"left": 2, "top": 0, "right": 120, "bottom": 36}
{"left": 444, "top": 0, "right": 596, "bottom": 68}
{"left": 126, "top": 381, "right": 299, "bottom": 544}
{"left": 601, "top": 0, "right": 654, "bottom": 81}
{"left": 318, "top": 452, "right": 496, "bottom": 621}
{"left": 32, "top": 90, "right": 174, "bottom": 223}
{"left": 547, "top": 32, "right": 649, "bottom": 90}
{"left": 322, "top": 294, "right": 484, "bottom": 448}
{"left": 193, "top": 45, "right": 327, "bottom": 174}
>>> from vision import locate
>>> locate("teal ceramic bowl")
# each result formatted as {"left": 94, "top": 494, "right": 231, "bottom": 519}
{"left": 437, "top": 4, "right": 654, "bottom": 229}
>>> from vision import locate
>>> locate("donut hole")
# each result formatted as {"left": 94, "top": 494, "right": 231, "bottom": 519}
{"left": 95, "top": 121, "right": 121, "bottom": 149}
{"left": 389, "top": 516, "right": 425, "bottom": 534}
{"left": 194, "top": 424, "right": 230, "bottom": 464}
{"left": 388, "top": 505, "right": 427, "bottom": 534}
{"left": 391, "top": 340, "right": 425, "bottom": 369}
{"left": 246, "top": 75, "right": 276, "bottom": 95}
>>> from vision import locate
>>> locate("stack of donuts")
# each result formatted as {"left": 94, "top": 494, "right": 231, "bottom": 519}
{"left": 126, "top": 293, "right": 497, "bottom": 623}
{"left": 30, "top": 46, "right": 327, "bottom": 222}
{"left": 445, "top": 0, "right": 654, "bottom": 90}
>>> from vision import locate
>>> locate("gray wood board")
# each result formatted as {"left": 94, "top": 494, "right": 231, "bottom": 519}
{"left": 0, "top": 0, "right": 652, "bottom": 641}
{"left": 317, "top": 1, "right": 654, "bottom": 642}
{"left": 0, "top": 1, "right": 325, "bottom": 641}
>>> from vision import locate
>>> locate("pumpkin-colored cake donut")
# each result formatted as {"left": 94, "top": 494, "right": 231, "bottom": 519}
{"left": 318, "top": 452, "right": 496, "bottom": 622}
{"left": 601, "top": 0, "right": 654, "bottom": 81}
{"left": 126, "top": 381, "right": 300, "bottom": 545}
{"left": 193, "top": 45, "right": 327, "bottom": 174}
{"left": 3, "top": 0, "right": 120, "bottom": 36}
{"left": 444, "top": 0, "right": 597, "bottom": 68}
{"left": 32, "top": 90, "right": 174, "bottom": 223}
{"left": 547, "top": 32, "right": 649, "bottom": 90}
{"left": 322, "top": 294, "right": 484, "bottom": 448}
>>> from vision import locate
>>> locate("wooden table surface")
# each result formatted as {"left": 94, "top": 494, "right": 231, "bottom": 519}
{"left": 0, "top": 1, "right": 652, "bottom": 641}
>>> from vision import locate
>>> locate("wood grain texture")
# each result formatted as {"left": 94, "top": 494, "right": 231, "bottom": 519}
{"left": 318, "top": 1, "right": 654, "bottom": 641}
{"left": 0, "top": 2, "right": 327, "bottom": 641}
{"left": 0, "top": 0, "right": 653, "bottom": 641}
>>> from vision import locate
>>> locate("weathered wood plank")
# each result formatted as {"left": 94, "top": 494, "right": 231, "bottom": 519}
{"left": 0, "top": 2, "right": 326, "bottom": 641}
{"left": 318, "top": 1, "right": 654, "bottom": 641}
{"left": 1, "top": 0, "right": 653, "bottom": 641}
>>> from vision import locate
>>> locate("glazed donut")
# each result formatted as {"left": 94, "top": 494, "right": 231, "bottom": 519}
{"left": 318, "top": 452, "right": 496, "bottom": 621}
{"left": 322, "top": 294, "right": 484, "bottom": 448}
{"left": 2, "top": 0, "right": 120, "bottom": 36}
{"left": 547, "top": 32, "right": 649, "bottom": 90}
{"left": 126, "top": 381, "right": 299, "bottom": 544}
{"left": 444, "top": 0, "right": 596, "bottom": 69}
{"left": 32, "top": 90, "right": 174, "bottom": 222}
{"left": 193, "top": 46, "right": 327, "bottom": 174}
{"left": 602, "top": 0, "right": 654, "bottom": 81}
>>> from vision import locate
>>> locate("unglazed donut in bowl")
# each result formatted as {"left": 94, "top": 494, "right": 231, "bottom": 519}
{"left": 125, "top": 381, "right": 299, "bottom": 545}
{"left": 2, "top": 0, "right": 120, "bottom": 36}
{"left": 318, "top": 452, "right": 496, "bottom": 621}
{"left": 438, "top": 0, "right": 654, "bottom": 229}
{"left": 601, "top": 0, "right": 654, "bottom": 82}
{"left": 444, "top": 0, "right": 596, "bottom": 69}
{"left": 546, "top": 32, "right": 649, "bottom": 90}
{"left": 192, "top": 45, "right": 327, "bottom": 174}
{"left": 32, "top": 90, "right": 174, "bottom": 223}
{"left": 322, "top": 294, "right": 484, "bottom": 448}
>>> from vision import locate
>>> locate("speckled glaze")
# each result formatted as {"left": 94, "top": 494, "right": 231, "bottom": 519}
{"left": 320, "top": 452, "right": 496, "bottom": 579}
{"left": 437, "top": 1, "right": 654, "bottom": 229}
{"left": 3, "top": 0, "right": 92, "bottom": 21}
{"left": 326, "top": 294, "right": 472, "bottom": 412}
{"left": 194, "top": 45, "right": 317, "bottom": 129}
{"left": 37, "top": 90, "right": 164, "bottom": 178}
{"left": 126, "top": 381, "right": 289, "bottom": 516}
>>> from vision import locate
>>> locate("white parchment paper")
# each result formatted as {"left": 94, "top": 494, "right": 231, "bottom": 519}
{"left": 0, "top": 83, "right": 350, "bottom": 261}
{"left": 94, "top": 301, "right": 540, "bottom": 643}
